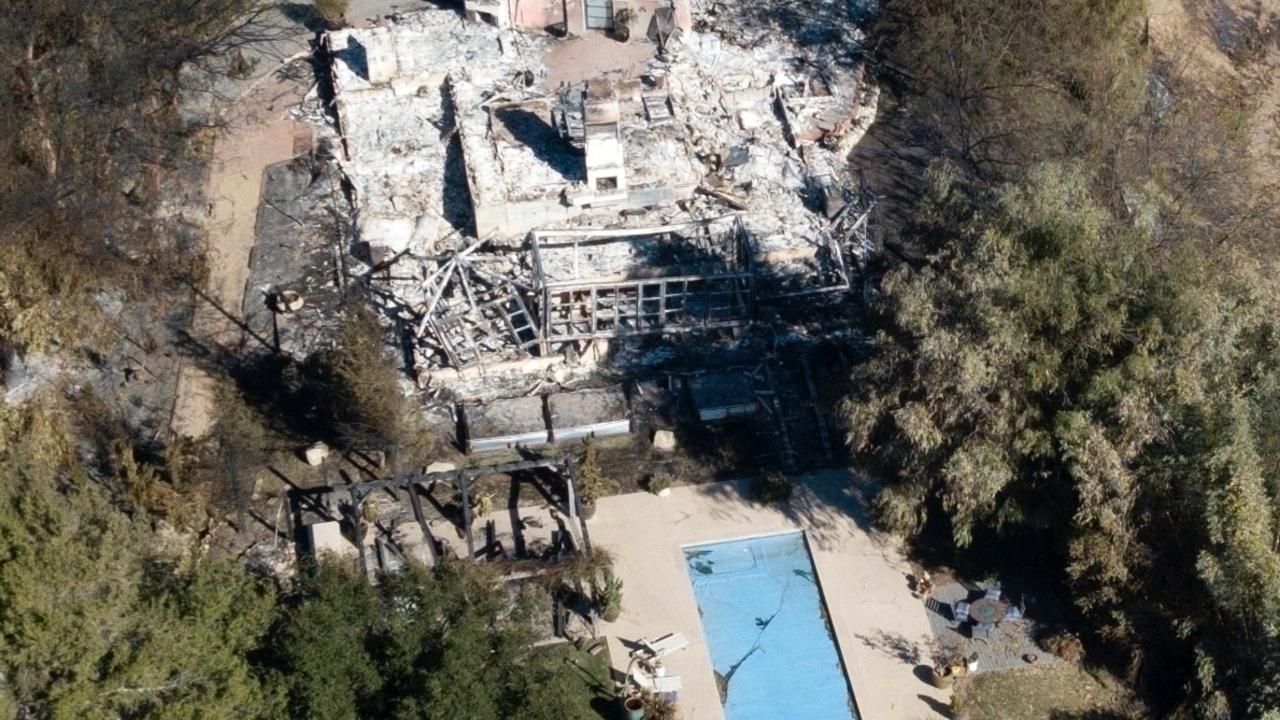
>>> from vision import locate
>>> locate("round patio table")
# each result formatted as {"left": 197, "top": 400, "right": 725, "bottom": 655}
{"left": 969, "top": 597, "right": 1007, "bottom": 625}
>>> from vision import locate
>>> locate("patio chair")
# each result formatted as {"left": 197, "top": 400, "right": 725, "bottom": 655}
{"left": 633, "top": 671, "right": 683, "bottom": 694}
{"left": 984, "top": 585, "right": 1002, "bottom": 600}
{"left": 630, "top": 658, "right": 683, "bottom": 695}
{"left": 634, "top": 632, "right": 690, "bottom": 659}
{"left": 975, "top": 621, "right": 996, "bottom": 640}
{"left": 1005, "top": 603, "right": 1024, "bottom": 622}
{"left": 954, "top": 600, "right": 970, "bottom": 623}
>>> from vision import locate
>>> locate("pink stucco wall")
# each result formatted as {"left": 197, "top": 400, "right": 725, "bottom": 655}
{"left": 509, "top": 0, "right": 567, "bottom": 29}
{"left": 506, "top": 0, "right": 691, "bottom": 33}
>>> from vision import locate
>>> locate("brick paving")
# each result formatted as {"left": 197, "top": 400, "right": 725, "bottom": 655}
{"left": 924, "top": 582, "right": 1060, "bottom": 674}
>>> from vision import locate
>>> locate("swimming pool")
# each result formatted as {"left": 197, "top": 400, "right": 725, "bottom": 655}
{"left": 684, "top": 532, "right": 859, "bottom": 720}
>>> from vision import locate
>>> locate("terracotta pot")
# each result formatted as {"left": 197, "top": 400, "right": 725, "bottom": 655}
{"left": 929, "top": 665, "right": 955, "bottom": 689}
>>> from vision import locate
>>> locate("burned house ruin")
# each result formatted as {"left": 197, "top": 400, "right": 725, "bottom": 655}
{"left": 321, "top": 7, "right": 879, "bottom": 389}
{"left": 273, "top": 0, "right": 887, "bottom": 514}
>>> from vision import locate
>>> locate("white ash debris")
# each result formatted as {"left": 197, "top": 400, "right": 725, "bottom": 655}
{"left": 314, "top": 3, "right": 880, "bottom": 389}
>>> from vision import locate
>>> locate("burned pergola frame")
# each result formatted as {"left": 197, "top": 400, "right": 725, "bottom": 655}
{"left": 529, "top": 216, "right": 755, "bottom": 353}
{"left": 291, "top": 458, "right": 589, "bottom": 577}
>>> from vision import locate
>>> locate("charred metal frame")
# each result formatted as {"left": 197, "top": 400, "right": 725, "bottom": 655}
{"left": 763, "top": 171, "right": 878, "bottom": 300}
{"left": 529, "top": 216, "right": 754, "bottom": 352}
{"left": 406, "top": 205, "right": 875, "bottom": 370}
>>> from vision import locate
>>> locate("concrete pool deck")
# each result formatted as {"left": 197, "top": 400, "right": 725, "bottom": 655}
{"left": 591, "top": 470, "right": 950, "bottom": 719}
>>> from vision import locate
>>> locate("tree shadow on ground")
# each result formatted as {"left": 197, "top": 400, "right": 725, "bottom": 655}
{"left": 279, "top": 2, "right": 325, "bottom": 32}
{"left": 857, "top": 630, "right": 924, "bottom": 664}
{"left": 917, "top": 692, "right": 952, "bottom": 717}
{"left": 690, "top": 470, "right": 879, "bottom": 553}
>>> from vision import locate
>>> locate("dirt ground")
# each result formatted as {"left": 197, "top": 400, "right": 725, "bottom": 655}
{"left": 954, "top": 662, "right": 1141, "bottom": 720}
{"left": 170, "top": 79, "right": 308, "bottom": 438}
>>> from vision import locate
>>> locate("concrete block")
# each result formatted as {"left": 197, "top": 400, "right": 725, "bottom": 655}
{"left": 653, "top": 429, "right": 677, "bottom": 453}
{"left": 303, "top": 441, "right": 330, "bottom": 466}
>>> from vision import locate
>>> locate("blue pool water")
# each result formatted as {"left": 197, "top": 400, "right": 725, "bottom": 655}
{"left": 684, "top": 532, "right": 859, "bottom": 720}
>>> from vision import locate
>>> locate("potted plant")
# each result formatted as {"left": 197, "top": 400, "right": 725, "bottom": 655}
{"left": 594, "top": 567, "right": 624, "bottom": 622}
{"left": 642, "top": 691, "right": 677, "bottom": 720}
{"left": 927, "top": 638, "right": 966, "bottom": 688}
{"left": 576, "top": 438, "right": 604, "bottom": 519}
{"left": 620, "top": 693, "right": 645, "bottom": 720}
{"left": 648, "top": 472, "right": 672, "bottom": 497}
{"left": 612, "top": 8, "right": 635, "bottom": 42}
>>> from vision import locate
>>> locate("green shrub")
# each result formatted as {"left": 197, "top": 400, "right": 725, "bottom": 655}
{"left": 593, "top": 567, "right": 623, "bottom": 622}
{"left": 576, "top": 438, "right": 604, "bottom": 506}
{"left": 750, "top": 472, "right": 793, "bottom": 504}
{"left": 314, "top": 0, "right": 349, "bottom": 20}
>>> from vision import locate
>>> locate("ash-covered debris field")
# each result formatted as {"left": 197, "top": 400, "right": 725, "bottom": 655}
{"left": 302, "top": 0, "right": 880, "bottom": 414}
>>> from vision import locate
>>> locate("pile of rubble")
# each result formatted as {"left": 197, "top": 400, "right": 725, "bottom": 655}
{"left": 315, "top": 2, "right": 881, "bottom": 393}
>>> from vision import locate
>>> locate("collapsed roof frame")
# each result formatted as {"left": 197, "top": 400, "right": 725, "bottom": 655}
{"left": 529, "top": 215, "right": 755, "bottom": 352}
{"left": 410, "top": 236, "right": 543, "bottom": 370}
{"left": 765, "top": 170, "right": 878, "bottom": 299}
{"left": 407, "top": 205, "right": 877, "bottom": 371}
{"left": 837, "top": 170, "right": 879, "bottom": 262}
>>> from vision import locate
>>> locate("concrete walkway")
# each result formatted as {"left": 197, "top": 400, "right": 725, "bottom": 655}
{"left": 170, "top": 81, "right": 304, "bottom": 438}
{"left": 590, "top": 470, "right": 949, "bottom": 720}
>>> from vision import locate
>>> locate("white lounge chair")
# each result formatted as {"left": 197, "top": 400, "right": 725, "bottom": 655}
{"left": 634, "top": 632, "right": 690, "bottom": 659}
{"left": 631, "top": 664, "right": 684, "bottom": 694}
{"left": 646, "top": 676, "right": 683, "bottom": 694}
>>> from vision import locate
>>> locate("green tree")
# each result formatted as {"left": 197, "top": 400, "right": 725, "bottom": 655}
{"left": 0, "top": 0, "right": 284, "bottom": 353}
{"left": 845, "top": 161, "right": 1280, "bottom": 715}
{"left": 308, "top": 297, "right": 431, "bottom": 467}
{"left": 856, "top": 2, "right": 1280, "bottom": 714}
{"left": 872, "top": 0, "right": 1147, "bottom": 177}
{"left": 268, "top": 559, "right": 597, "bottom": 720}
{"left": 0, "top": 401, "right": 279, "bottom": 719}
{"left": 269, "top": 560, "right": 383, "bottom": 720}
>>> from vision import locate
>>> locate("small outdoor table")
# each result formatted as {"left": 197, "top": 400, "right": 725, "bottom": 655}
{"left": 968, "top": 597, "right": 1007, "bottom": 625}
